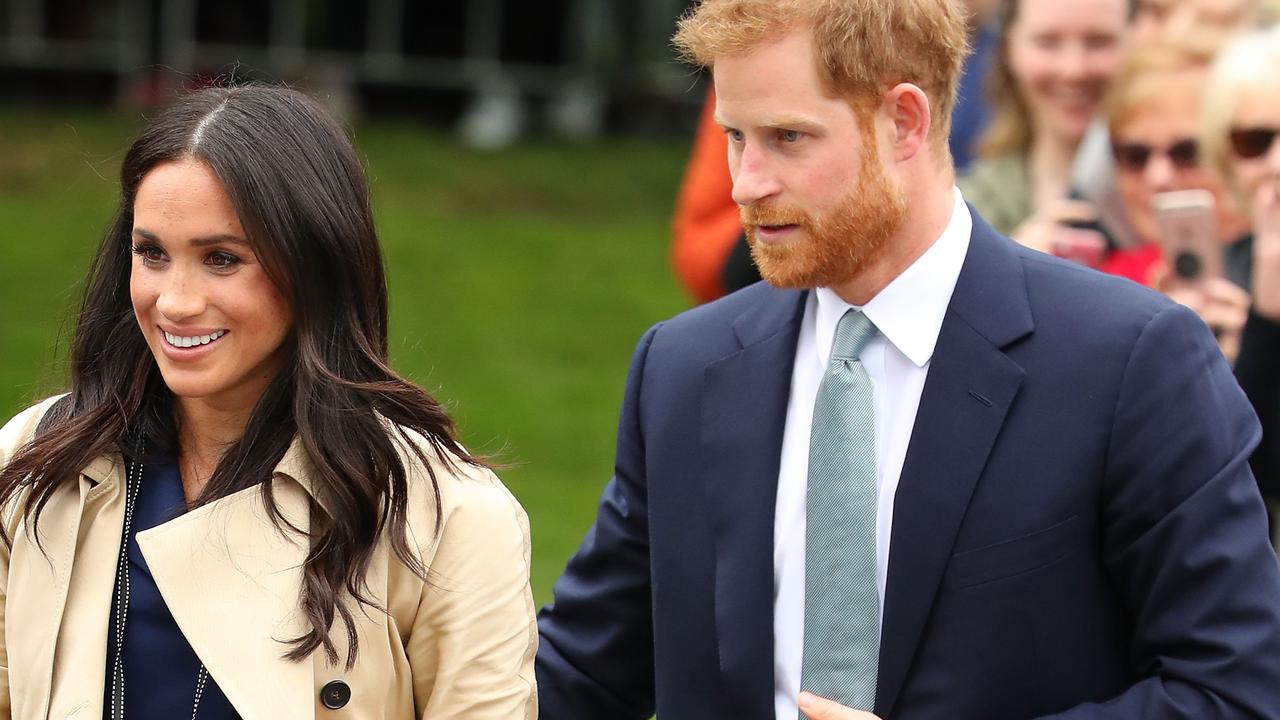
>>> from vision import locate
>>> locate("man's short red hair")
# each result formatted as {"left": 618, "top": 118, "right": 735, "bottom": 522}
{"left": 673, "top": 0, "right": 971, "bottom": 149}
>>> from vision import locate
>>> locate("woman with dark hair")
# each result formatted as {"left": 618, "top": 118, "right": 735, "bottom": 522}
{"left": 0, "top": 85, "right": 536, "bottom": 718}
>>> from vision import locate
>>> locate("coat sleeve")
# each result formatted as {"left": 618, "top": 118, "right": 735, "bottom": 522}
{"left": 1040, "top": 304, "right": 1280, "bottom": 719}
{"left": 405, "top": 465, "right": 538, "bottom": 719}
{"left": 535, "top": 325, "right": 660, "bottom": 720}
{"left": 0, "top": 398, "right": 63, "bottom": 720}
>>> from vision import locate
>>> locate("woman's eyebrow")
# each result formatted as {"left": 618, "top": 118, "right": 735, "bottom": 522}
{"left": 132, "top": 227, "right": 249, "bottom": 247}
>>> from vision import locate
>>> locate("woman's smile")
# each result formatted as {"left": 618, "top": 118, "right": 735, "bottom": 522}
{"left": 162, "top": 327, "right": 228, "bottom": 348}
{"left": 158, "top": 326, "right": 230, "bottom": 361}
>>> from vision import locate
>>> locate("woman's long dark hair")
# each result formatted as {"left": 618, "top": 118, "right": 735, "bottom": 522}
{"left": 0, "top": 85, "right": 482, "bottom": 668}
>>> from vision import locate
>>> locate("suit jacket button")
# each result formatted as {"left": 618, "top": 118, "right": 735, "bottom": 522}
{"left": 321, "top": 680, "right": 351, "bottom": 710}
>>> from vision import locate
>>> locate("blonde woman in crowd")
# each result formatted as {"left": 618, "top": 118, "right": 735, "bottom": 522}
{"left": 1068, "top": 0, "right": 1263, "bottom": 253}
{"left": 1098, "top": 42, "right": 1251, "bottom": 295}
{"left": 1198, "top": 25, "right": 1280, "bottom": 527}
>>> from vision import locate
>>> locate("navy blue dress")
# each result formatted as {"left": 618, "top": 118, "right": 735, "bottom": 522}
{"left": 104, "top": 459, "right": 238, "bottom": 719}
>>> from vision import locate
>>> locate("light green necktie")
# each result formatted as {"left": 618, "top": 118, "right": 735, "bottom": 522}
{"left": 799, "top": 308, "right": 880, "bottom": 715}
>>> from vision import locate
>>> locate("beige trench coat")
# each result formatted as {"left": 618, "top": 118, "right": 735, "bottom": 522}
{"left": 0, "top": 398, "right": 537, "bottom": 720}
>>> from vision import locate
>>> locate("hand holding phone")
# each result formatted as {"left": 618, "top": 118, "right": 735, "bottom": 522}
{"left": 1050, "top": 227, "right": 1107, "bottom": 268}
{"left": 1013, "top": 199, "right": 1106, "bottom": 268}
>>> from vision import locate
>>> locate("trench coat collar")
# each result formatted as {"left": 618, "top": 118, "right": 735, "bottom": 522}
{"left": 62, "top": 435, "right": 328, "bottom": 719}
{"left": 80, "top": 434, "right": 321, "bottom": 505}
{"left": 0, "top": 399, "right": 322, "bottom": 496}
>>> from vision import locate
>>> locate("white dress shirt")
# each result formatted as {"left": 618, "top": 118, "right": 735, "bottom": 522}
{"left": 773, "top": 188, "right": 972, "bottom": 718}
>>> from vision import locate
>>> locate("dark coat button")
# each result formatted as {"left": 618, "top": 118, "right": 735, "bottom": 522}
{"left": 320, "top": 680, "right": 351, "bottom": 710}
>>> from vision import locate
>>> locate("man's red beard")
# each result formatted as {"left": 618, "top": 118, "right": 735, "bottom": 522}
{"left": 740, "top": 155, "right": 907, "bottom": 290}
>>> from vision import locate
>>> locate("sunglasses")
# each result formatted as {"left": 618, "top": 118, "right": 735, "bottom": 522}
{"left": 1229, "top": 127, "right": 1279, "bottom": 160}
{"left": 1111, "top": 139, "right": 1199, "bottom": 173}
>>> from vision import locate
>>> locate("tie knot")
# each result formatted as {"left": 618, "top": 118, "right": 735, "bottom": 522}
{"left": 831, "top": 310, "right": 877, "bottom": 361}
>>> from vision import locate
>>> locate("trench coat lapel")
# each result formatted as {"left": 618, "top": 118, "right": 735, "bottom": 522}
{"left": 703, "top": 288, "right": 806, "bottom": 717}
{"left": 7, "top": 433, "right": 362, "bottom": 720}
{"left": 137, "top": 441, "right": 316, "bottom": 720}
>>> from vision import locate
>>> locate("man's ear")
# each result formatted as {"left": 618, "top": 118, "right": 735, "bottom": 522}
{"left": 883, "top": 83, "right": 931, "bottom": 162}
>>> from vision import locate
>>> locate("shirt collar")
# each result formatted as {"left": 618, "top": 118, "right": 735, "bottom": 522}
{"left": 814, "top": 186, "right": 972, "bottom": 368}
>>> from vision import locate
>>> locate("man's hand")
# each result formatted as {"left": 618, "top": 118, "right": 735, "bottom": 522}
{"left": 797, "top": 691, "right": 882, "bottom": 719}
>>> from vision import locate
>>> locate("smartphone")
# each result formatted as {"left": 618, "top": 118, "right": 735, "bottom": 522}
{"left": 1152, "top": 190, "right": 1222, "bottom": 282}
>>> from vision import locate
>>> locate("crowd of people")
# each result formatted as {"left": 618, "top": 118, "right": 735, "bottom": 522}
{"left": 673, "top": 0, "right": 1280, "bottom": 534}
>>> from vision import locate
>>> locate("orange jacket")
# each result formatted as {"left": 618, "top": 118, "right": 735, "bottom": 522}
{"left": 671, "top": 91, "right": 742, "bottom": 304}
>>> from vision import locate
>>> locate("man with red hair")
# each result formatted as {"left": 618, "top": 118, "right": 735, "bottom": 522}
{"left": 537, "top": 1, "right": 1280, "bottom": 718}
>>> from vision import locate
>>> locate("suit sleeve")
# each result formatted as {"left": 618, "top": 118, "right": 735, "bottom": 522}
{"left": 536, "top": 325, "right": 661, "bottom": 720}
{"left": 1039, "top": 304, "right": 1280, "bottom": 719}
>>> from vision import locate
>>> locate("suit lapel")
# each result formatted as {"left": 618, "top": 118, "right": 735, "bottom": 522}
{"left": 703, "top": 288, "right": 806, "bottom": 717}
{"left": 875, "top": 221, "right": 1033, "bottom": 717}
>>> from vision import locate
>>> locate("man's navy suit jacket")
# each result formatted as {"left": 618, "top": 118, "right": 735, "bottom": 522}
{"left": 536, "top": 214, "right": 1280, "bottom": 719}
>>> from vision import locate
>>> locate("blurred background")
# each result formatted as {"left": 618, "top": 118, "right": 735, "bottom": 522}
{"left": 5, "top": 0, "right": 1280, "bottom": 607}
{"left": 0, "top": 0, "right": 706, "bottom": 605}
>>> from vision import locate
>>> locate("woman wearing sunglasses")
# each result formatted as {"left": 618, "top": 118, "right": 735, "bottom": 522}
{"left": 1200, "top": 25, "right": 1280, "bottom": 535}
{"left": 0, "top": 85, "right": 537, "bottom": 718}
{"left": 1100, "top": 36, "right": 1279, "bottom": 537}
{"left": 1100, "top": 41, "right": 1253, "bottom": 293}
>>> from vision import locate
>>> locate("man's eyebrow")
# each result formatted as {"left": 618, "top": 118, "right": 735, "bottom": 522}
{"left": 760, "top": 116, "right": 823, "bottom": 132}
{"left": 712, "top": 114, "right": 823, "bottom": 132}
{"left": 132, "top": 228, "right": 250, "bottom": 247}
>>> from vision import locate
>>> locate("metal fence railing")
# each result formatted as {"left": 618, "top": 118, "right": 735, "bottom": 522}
{"left": 1, "top": 0, "right": 148, "bottom": 81}
{"left": 1, "top": 0, "right": 700, "bottom": 138}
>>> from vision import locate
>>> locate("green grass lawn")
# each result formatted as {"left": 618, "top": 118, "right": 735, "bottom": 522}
{"left": 0, "top": 107, "right": 694, "bottom": 606}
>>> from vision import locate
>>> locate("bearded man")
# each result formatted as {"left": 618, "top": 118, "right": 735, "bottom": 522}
{"left": 535, "top": 0, "right": 1280, "bottom": 718}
